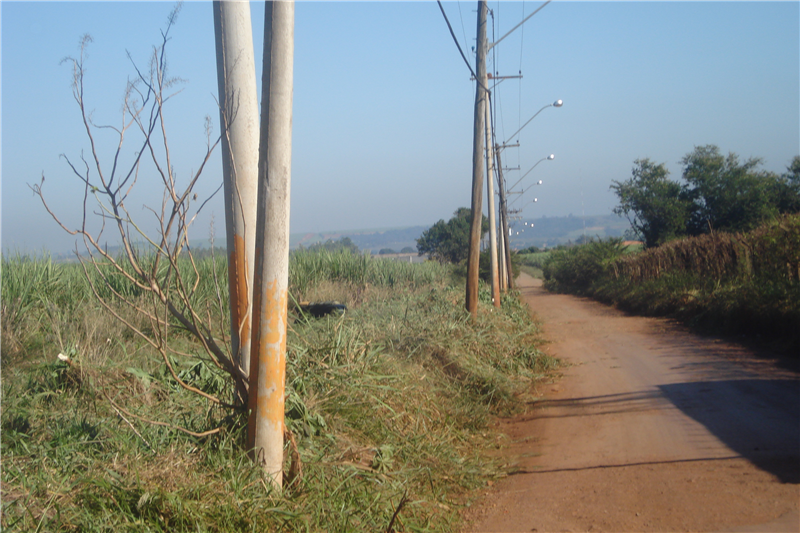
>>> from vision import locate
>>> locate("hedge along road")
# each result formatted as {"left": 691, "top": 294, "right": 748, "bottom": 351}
{"left": 465, "top": 273, "right": 799, "bottom": 533}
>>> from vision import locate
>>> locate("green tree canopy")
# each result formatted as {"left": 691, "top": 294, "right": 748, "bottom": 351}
{"left": 681, "top": 145, "right": 780, "bottom": 235}
{"left": 610, "top": 158, "right": 690, "bottom": 248}
{"left": 416, "top": 208, "right": 489, "bottom": 263}
{"left": 773, "top": 155, "right": 800, "bottom": 214}
{"left": 612, "top": 147, "right": 800, "bottom": 248}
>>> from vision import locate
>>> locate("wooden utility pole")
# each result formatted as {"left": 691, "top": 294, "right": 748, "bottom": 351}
{"left": 484, "top": 94, "right": 500, "bottom": 307}
{"left": 495, "top": 145, "right": 515, "bottom": 290}
{"left": 213, "top": 0, "right": 259, "bottom": 378}
{"left": 248, "top": 0, "right": 294, "bottom": 489}
{"left": 466, "top": 0, "right": 488, "bottom": 316}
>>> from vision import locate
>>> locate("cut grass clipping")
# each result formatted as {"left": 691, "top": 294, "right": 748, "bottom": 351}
{"left": 2, "top": 250, "right": 555, "bottom": 532}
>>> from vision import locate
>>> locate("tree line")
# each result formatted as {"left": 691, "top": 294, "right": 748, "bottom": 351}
{"left": 611, "top": 145, "right": 799, "bottom": 248}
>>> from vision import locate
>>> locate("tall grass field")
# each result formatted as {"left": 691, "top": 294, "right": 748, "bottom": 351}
{"left": 1, "top": 249, "right": 555, "bottom": 531}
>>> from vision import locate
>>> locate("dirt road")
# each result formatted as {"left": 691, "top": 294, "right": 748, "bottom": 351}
{"left": 465, "top": 273, "right": 799, "bottom": 532}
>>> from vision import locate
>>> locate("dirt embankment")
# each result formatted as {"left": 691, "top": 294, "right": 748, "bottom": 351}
{"left": 465, "top": 273, "right": 799, "bottom": 533}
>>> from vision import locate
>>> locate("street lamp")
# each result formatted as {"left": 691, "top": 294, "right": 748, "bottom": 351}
{"left": 508, "top": 154, "right": 554, "bottom": 192}
{"left": 511, "top": 195, "right": 538, "bottom": 209}
{"left": 501, "top": 100, "right": 563, "bottom": 147}
{"left": 518, "top": 197, "right": 541, "bottom": 212}
{"left": 510, "top": 181, "right": 543, "bottom": 206}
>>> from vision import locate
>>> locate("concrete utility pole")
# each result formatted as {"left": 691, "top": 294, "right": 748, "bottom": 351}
{"left": 213, "top": 0, "right": 260, "bottom": 378}
{"left": 484, "top": 96, "right": 500, "bottom": 307}
{"left": 248, "top": 0, "right": 294, "bottom": 490}
{"left": 466, "top": 0, "right": 488, "bottom": 316}
{"left": 495, "top": 145, "right": 515, "bottom": 290}
{"left": 498, "top": 218, "right": 508, "bottom": 290}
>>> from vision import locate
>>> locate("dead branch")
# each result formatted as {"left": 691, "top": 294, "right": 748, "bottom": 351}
{"left": 32, "top": 5, "right": 249, "bottom": 439}
{"left": 105, "top": 391, "right": 223, "bottom": 439}
{"left": 386, "top": 489, "right": 410, "bottom": 533}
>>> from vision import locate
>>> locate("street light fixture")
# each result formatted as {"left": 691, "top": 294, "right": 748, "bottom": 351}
{"left": 495, "top": 100, "right": 561, "bottom": 289}
{"left": 517, "top": 197, "right": 541, "bottom": 212}
{"left": 510, "top": 195, "right": 537, "bottom": 208}
{"left": 510, "top": 180, "right": 543, "bottom": 205}
{"left": 501, "top": 100, "right": 563, "bottom": 147}
{"left": 508, "top": 154, "right": 554, "bottom": 192}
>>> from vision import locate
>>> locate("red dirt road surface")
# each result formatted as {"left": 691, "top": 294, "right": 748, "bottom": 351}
{"left": 465, "top": 273, "right": 799, "bottom": 533}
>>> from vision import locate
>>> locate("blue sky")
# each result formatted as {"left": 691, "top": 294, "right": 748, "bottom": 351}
{"left": 2, "top": 1, "right": 798, "bottom": 254}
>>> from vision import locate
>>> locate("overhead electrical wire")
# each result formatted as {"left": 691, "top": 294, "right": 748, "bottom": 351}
{"left": 519, "top": 0, "right": 526, "bottom": 75}
{"left": 436, "top": 0, "right": 489, "bottom": 94}
{"left": 490, "top": 6, "right": 506, "bottom": 152}
{"left": 518, "top": 1, "right": 525, "bottom": 172}
{"left": 456, "top": 1, "right": 469, "bottom": 70}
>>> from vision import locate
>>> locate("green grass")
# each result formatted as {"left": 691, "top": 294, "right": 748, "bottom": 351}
{"left": 2, "top": 250, "right": 554, "bottom": 531}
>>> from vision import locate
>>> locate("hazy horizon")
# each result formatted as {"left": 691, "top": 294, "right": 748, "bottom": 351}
{"left": 3, "top": 2, "right": 798, "bottom": 255}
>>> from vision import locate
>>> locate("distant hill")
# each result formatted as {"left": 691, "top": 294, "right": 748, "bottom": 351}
{"left": 291, "top": 214, "right": 630, "bottom": 253}
{"left": 56, "top": 214, "right": 630, "bottom": 262}
{"left": 507, "top": 213, "right": 631, "bottom": 249}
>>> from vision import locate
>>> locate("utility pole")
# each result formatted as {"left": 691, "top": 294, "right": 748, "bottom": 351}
{"left": 484, "top": 94, "right": 500, "bottom": 307}
{"left": 498, "top": 219, "right": 508, "bottom": 290}
{"left": 495, "top": 144, "right": 515, "bottom": 290}
{"left": 248, "top": 0, "right": 294, "bottom": 490}
{"left": 213, "top": 0, "right": 259, "bottom": 378}
{"left": 494, "top": 143, "right": 516, "bottom": 292}
{"left": 482, "top": 1, "right": 550, "bottom": 293}
{"left": 466, "top": 0, "right": 488, "bottom": 316}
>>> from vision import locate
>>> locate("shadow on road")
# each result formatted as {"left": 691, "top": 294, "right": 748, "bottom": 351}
{"left": 527, "top": 390, "right": 671, "bottom": 419}
{"left": 507, "top": 455, "right": 742, "bottom": 476}
{"left": 659, "top": 379, "right": 800, "bottom": 484}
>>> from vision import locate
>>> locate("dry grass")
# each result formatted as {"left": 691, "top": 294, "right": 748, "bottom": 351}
{"left": 613, "top": 214, "right": 800, "bottom": 283}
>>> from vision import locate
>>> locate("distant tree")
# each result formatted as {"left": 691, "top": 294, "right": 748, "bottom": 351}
{"left": 416, "top": 208, "right": 488, "bottom": 263}
{"left": 518, "top": 245, "right": 541, "bottom": 254}
{"left": 378, "top": 248, "right": 396, "bottom": 255}
{"left": 788, "top": 155, "right": 800, "bottom": 183}
{"left": 306, "top": 237, "right": 359, "bottom": 254}
{"left": 400, "top": 246, "right": 415, "bottom": 253}
{"left": 681, "top": 145, "right": 780, "bottom": 235}
{"left": 610, "top": 158, "right": 691, "bottom": 248}
{"left": 772, "top": 155, "right": 800, "bottom": 214}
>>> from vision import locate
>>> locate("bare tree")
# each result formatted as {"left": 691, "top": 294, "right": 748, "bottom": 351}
{"left": 31, "top": 4, "right": 249, "bottom": 435}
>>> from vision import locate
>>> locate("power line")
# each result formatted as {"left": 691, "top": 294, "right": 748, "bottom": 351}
{"left": 436, "top": 0, "right": 489, "bottom": 93}
{"left": 518, "top": 1, "right": 525, "bottom": 173}
{"left": 489, "top": 7, "right": 506, "bottom": 149}
{"left": 456, "top": 1, "right": 469, "bottom": 71}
